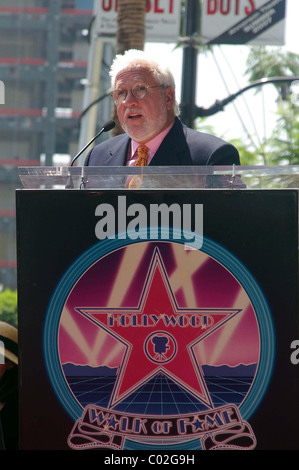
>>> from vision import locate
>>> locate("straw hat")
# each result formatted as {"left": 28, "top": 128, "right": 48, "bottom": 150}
{"left": 0, "top": 321, "right": 18, "bottom": 365}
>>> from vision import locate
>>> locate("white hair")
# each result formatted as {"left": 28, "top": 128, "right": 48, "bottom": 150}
{"left": 109, "top": 49, "right": 180, "bottom": 116}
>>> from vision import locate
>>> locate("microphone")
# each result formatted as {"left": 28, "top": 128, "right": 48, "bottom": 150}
{"left": 65, "top": 119, "right": 115, "bottom": 189}
{"left": 70, "top": 119, "right": 115, "bottom": 167}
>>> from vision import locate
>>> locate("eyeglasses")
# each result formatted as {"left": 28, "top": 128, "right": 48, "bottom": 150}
{"left": 112, "top": 84, "right": 165, "bottom": 104}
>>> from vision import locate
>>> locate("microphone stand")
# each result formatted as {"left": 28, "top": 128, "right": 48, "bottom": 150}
{"left": 65, "top": 120, "right": 115, "bottom": 189}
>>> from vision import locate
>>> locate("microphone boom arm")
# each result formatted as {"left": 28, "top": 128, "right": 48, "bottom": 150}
{"left": 70, "top": 119, "right": 115, "bottom": 167}
{"left": 65, "top": 119, "right": 115, "bottom": 189}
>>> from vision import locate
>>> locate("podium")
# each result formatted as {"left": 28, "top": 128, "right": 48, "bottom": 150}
{"left": 16, "top": 166, "right": 299, "bottom": 450}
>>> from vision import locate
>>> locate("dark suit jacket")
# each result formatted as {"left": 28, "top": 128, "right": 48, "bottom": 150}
{"left": 84, "top": 117, "right": 240, "bottom": 166}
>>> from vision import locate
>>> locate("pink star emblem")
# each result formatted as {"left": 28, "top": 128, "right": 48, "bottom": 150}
{"left": 77, "top": 248, "right": 241, "bottom": 409}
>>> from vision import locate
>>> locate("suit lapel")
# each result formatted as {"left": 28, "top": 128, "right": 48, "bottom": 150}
{"left": 102, "top": 134, "right": 130, "bottom": 166}
{"left": 149, "top": 118, "right": 193, "bottom": 166}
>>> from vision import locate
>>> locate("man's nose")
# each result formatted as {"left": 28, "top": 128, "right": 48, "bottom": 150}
{"left": 124, "top": 90, "right": 138, "bottom": 105}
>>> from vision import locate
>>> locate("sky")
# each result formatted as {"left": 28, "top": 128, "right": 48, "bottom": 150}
{"left": 144, "top": 0, "right": 299, "bottom": 150}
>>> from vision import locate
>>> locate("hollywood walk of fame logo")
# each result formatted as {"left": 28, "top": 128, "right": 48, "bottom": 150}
{"left": 73, "top": 248, "right": 242, "bottom": 410}
{"left": 44, "top": 239, "right": 274, "bottom": 450}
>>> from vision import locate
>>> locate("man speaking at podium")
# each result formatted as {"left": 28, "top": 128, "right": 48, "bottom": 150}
{"left": 84, "top": 49, "right": 240, "bottom": 167}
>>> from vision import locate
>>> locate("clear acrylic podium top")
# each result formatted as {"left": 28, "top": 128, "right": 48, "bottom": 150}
{"left": 17, "top": 165, "right": 299, "bottom": 190}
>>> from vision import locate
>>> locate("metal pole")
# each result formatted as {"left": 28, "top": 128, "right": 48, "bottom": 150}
{"left": 180, "top": 0, "right": 200, "bottom": 129}
{"left": 44, "top": 0, "right": 61, "bottom": 165}
{"left": 77, "top": 0, "right": 104, "bottom": 166}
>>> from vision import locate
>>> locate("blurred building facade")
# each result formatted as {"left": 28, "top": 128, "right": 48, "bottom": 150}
{"left": 0, "top": 0, "right": 113, "bottom": 289}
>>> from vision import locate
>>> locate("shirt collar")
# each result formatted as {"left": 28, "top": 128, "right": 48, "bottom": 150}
{"left": 128, "top": 121, "right": 174, "bottom": 165}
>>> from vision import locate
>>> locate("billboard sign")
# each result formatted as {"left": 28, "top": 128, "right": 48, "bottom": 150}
{"left": 201, "top": 0, "right": 286, "bottom": 45}
{"left": 95, "top": 0, "right": 180, "bottom": 43}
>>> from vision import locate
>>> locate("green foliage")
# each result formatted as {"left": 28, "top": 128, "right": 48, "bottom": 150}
{"left": 245, "top": 46, "right": 299, "bottom": 100}
{"left": 230, "top": 100, "right": 299, "bottom": 166}
{"left": 268, "top": 103, "right": 299, "bottom": 165}
{"left": 234, "top": 46, "right": 299, "bottom": 165}
{"left": 0, "top": 289, "right": 18, "bottom": 327}
{"left": 194, "top": 45, "right": 299, "bottom": 166}
{"left": 228, "top": 138, "right": 268, "bottom": 166}
{"left": 246, "top": 46, "right": 299, "bottom": 81}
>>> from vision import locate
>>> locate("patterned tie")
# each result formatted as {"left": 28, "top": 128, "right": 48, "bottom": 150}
{"left": 128, "top": 145, "right": 149, "bottom": 188}
{"left": 135, "top": 145, "right": 149, "bottom": 166}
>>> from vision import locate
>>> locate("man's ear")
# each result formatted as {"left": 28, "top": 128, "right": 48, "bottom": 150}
{"left": 165, "top": 86, "right": 175, "bottom": 111}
